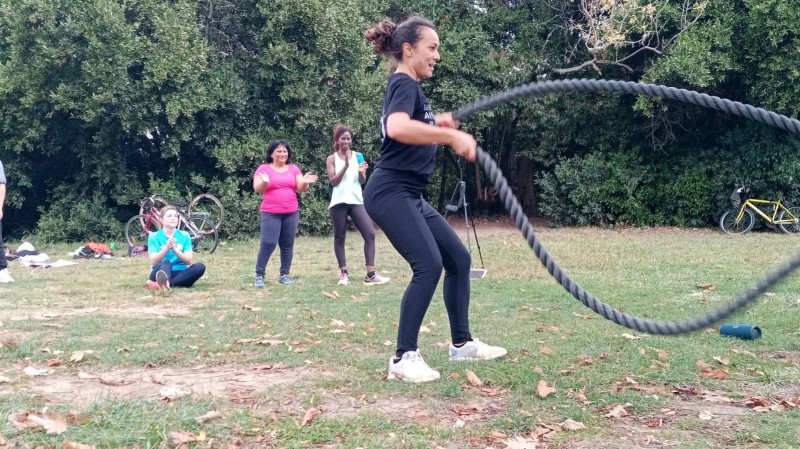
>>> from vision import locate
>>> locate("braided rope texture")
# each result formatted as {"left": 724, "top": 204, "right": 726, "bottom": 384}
{"left": 455, "top": 79, "right": 800, "bottom": 335}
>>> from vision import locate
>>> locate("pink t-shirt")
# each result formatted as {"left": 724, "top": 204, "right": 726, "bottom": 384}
{"left": 255, "top": 163, "right": 302, "bottom": 213}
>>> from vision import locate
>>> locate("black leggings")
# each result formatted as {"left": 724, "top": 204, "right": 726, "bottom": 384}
{"left": 364, "top": 168, "right": 472, "bottom": 357}
{"left": 0, "top": 219, "right": 6, "bottom": 270}
{"left": 149, "top": 262, "right": 206, "bottom": 287}
{"left": 329, "top": 203, "right": 376, "bottom": 269}
{"left": 255, "top": 211, "right": 299, "bottom": 277}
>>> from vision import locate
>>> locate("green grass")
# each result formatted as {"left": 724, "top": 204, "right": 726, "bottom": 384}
{"left": 2, "top": 227, "right": 800, "bottom": 447}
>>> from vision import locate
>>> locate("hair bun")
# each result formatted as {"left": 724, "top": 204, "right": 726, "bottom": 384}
{"left": 364, "top": 19, "right": 396, "bottom": 56}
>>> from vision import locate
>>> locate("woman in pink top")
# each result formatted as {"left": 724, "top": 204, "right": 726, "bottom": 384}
{"left": 253, "top": 139, "right": 317, "bottom": 288}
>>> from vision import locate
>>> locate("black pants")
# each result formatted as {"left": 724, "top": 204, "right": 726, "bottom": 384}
{"left": 149, "top": 262, "right": 206, "bottom": 287}
{"left": 0, "top": 219, "right": 6, "bottom": 270}
{"left": 329, "top": 203, "right": 376, "bottom": 269}
{"left": 364, "top": 168, "right": 472, "bottom": 357}
{"left": 255, "top": 211, "right": 299, "bottom": 277}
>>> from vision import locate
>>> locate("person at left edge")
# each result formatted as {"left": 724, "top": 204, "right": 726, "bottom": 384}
{"left": 253, "top": 139, "right": 318, "bottom": 288}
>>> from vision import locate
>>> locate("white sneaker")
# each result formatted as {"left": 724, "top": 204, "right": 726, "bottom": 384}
{"left": 337, "top": 271, "right": 349, "bottom": 286}
{"left": 0, "top": 269, "right": 13, "bottom": 283}
{"left": 448, "top": 338, "right": 507, "bottom": 361}
{"left": 387, "top": 350, "right": 441, "bottom": 383}
{"left": 364, "top": 272, "right": 390, "bottom": 285}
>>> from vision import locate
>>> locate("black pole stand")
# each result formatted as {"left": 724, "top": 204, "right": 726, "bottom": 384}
{"left": 444, "top": 160, "right": 487, "bottom": 279}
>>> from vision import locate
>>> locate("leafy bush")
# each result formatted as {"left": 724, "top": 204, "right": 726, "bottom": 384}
{"left": 36, "top": 190, "right": 122, "bottom": 243}
{"left": 536, "top": 151, "right": 658, "bottom": 226}
{"left": 299, "top": 191, "right": 333, "bottom": 236}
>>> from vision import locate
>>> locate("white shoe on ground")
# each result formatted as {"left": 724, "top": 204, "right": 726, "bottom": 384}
{"left": 448, "top": 338, "right": 507, "bottom": 361}
{"left": 387, "top": 350, "right": 441, "bottom": 383}
{"left": 0, "top": 269, "right": 13, "bottom": 283}
{"left": 364, "top": 272, "right": 390, "bottom": 285}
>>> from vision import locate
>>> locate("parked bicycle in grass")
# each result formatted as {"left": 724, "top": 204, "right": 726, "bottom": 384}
{"left": 719, "top": 186, "right": 800, "bottom": 234}
{"left": 137, "top": 193, "right": 224, "bottom": 234}
{"left": 125, "top": 194, "right": 223, "bottom": 253}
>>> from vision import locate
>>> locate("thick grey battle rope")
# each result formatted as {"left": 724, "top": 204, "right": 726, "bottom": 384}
{"left": 454, "top": 79, "right": 800, "bottom": 335}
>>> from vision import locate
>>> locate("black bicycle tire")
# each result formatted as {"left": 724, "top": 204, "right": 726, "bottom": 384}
{"left": 125, "top": 214, "right": 149, "bottom": 249}
{"left": 778, "top": 207, "right": 800, "bottom": 234}
{"left": 188, "top": 193, "right": 224, "bottom": 234}
{"left": 189, "top": 216, "right": 219, "bottom": 254}
{"left": 719, "top": 207, "right": 755, "bottom": 235}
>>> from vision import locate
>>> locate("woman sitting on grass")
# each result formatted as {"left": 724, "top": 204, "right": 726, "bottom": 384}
{"left": 146, "top": 205, "right": 206, "bottom": 291}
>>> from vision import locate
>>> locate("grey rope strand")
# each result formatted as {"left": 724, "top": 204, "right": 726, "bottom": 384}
{"left": 455, "top": 79, "right": 800, "bottom": 335}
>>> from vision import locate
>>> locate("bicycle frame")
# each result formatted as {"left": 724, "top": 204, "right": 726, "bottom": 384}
{"left": 737, "top": 199, "right": 798, "bottom": 224}
{"left": 177, "top": 212, "right": 202, "bottom": 239}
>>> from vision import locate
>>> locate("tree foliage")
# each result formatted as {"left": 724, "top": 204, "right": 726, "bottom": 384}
{"left": 0, "top": 0, "right": 798, "bottom": 240}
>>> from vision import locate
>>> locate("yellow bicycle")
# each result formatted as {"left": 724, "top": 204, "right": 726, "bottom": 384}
{"left": 719, "top": 186, "right": 800, "bottom": 234}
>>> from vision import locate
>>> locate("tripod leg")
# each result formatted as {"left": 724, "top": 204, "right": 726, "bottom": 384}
{"left": 469, "top": 212, "right": 485, "bottom": 268}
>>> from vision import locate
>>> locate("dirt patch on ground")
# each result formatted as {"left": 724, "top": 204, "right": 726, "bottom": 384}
{"left": 2, "top": 364, "right": 315, "bottom": 409}
{"left": 320, "top": 389, "right": 507, "bottom": 426}
{"left": 0, "top": 304, "right": 204, "bottom": 322}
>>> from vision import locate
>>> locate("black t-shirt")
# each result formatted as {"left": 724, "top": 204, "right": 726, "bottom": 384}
{"left": 375, "top": 73, "right": 437, "bottom": 181}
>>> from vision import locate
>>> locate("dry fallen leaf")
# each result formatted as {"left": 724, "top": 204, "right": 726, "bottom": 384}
{"left": 539, "top": 346, "right": 553, "bottom": 355}
{"left": 300, "top": 406, "right": 326, "bottom": 427}
{"left": 168, "top": 431, "right": 197, "bottom": 445}
{"left": 503, "top": 435, "right": 539, "bottom": 449}
{"left": 713, "top": 356, "right": 730, "bottom": 366}
{"left": 77, "top": 371, "right": 99, "bottom": 380}
{"left": 559, "top": 418, "right": 586, "bottom": 431}
{"left": 465, "top": 370, "right": 483, "bottom": 387}
{"left": 159, "top": 386, "right": 190, "bottom": 401}
{"left": 419, "top": 325, "right": 431, "bottom": 333}
{"left": 536, "top": 380, "right": 556, "bottom": 399}
{"left": 23, "top": 366, "right": 49, "bottom": 377}
{"left": 0, "top": 375, "right": 11, "bottom": 383}
{"left": 99, "top": 374, "right": 133, "bottom": 386}
{"left": 699, "top": 410, "right": 714, "bottom": 420}
{"left": 10, "top": 411, "right": 68, "bottom": 434}
{"left": 69, "top": 350, "right": 96, "bottom": 363}
{"left": 621, "top": 333, "right": 642, "bottom": 340}
{"left": 64, "top": 442, "right": 96, "bottom": 449}
{"left": 604, "top": 403, "right": 631, "bottom": 418}
{"left": 194, "top": 410, "right": 222, "bottom": 424}
{"left": 321, "top": 291, "right": 337, "bottom": 299}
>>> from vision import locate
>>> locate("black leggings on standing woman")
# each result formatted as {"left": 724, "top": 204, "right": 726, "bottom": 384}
{"left": 364, "top": 168, "right": 472, "bottom": 357}
{"left": 329, "top": 204, "right": 376, "bottom": 268}
{"left": 255, "top": 211, "right": 300, "bottom": 277}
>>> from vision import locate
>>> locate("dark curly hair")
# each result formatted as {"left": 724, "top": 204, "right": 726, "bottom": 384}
{"left": 363, "top": 16, "right": 436, "bottom": 62}
{"left": 265, "top": 139, "right": 292, "bottom": 164}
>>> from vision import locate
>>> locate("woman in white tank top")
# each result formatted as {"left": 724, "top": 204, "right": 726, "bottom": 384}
{"left": 326, "top": 125, "right": 390, "bottom": 286}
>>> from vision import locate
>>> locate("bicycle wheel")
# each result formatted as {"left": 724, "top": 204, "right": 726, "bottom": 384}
{"left": 719, "top": 207, "right": 755, "bottom": 234}
{"left": 188, "top": 216, "right": 219, "bottom": 254}
{"left": 139, "top": 195, "right": 168, "bottom": 228}
{"left": 187, "top": 193, "right": 224, "bottom": 234}
{"left": 125, "top": 214, "right": 152, "bottom": 248}
{"left": 778, "top": 207, "right": 800, "bottom": 234}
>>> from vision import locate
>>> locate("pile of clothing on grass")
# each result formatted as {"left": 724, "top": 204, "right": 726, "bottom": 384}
{"left": 72, "top": 242, "right": 115, "bottom": 259}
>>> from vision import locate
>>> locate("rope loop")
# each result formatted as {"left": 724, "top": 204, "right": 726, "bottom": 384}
{"left": 461, "top": 79, "right": 800, "bottom": 335}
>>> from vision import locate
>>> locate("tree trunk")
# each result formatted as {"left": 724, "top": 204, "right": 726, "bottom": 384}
{"left": 516, "top": 155, "right": 537, "bottom": 215}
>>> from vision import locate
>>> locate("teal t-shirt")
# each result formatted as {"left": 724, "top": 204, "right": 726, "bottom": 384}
{"left": 147, "top": 229, "right": 193, "bottom": 271}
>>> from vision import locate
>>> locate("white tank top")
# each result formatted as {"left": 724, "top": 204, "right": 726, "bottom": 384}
{"left": 329, "top": 152, "right": 364, "bottom": 207}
